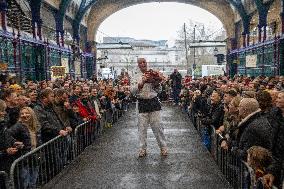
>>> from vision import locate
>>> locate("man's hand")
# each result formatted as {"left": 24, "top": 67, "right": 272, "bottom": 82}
{"left": 262, "top": 174, "right": 274, "bottom": 189}
{"left": 14, "top": 141, "right": 24, "bottom": 149}
{"left": 59, "top": 130, "right": 68, "bottom": 136}
{"left": 65, "top": 127, "right": 73, "bottom": 133}
{"left": 6, "top": 147, "right": 18, "bottom": 155}
{"left": 220, "top": 140, "right": 228, "bottom": 150}
{"left": 216, "top": 125, "right": 225, "bottom": 134}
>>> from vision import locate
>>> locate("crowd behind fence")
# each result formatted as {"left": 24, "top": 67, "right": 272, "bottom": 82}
{"left": 191, "top": 111, "right": 274, "bottom": 189}
{"left": 6, "top": 108, "right": 125, "bottom": 189}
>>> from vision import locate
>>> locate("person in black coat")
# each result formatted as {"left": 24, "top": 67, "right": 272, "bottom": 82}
{"left": 263, "top": 91, "right": 284, "bottom": 189}
{"left": 34, "top": 88, "right": 68, "bottom": 143}
{"left": 202, "top": 90, "right": 224, "bottom": 130}
{"left": 231, "top": 98, "right": 273, "bottom": 161}
{"left": 0, "top": 100, "right": 19, "bottom": 189}
{"left": 170, "top": 69, "right": 182, "bottom": 105}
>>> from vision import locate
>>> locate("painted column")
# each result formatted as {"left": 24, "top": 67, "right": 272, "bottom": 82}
{"left": 258, "top": 25, "right": 262, "bottom": 43}
{"left": 230, "top": 38, "right": 237, "bottom": 50}
{"left": 32, "top": 21, "right": 36, "bottom": 38}
{"left": 246, "top": 33, "right": 250, "bottom": 47}
{"left": 60, "top": 31, "right": 65, "bottom": 47}
{"left": 242, "top": 32, "right": 246, "bottom": 47}
{"left": 37, "top": 19, "right": 42, "bottom": 40}
{"left": 0, "top": 0, "right": 7, "bottom": 31}
{"left": 281, "top": 0, "right": 284, "bottom": 34}
{"left": 56, "top": 31, "right": 60, "bottom": 46}
{"left": 263, "top": 24, "right": 267, "bottom": 42}
{"left": 12, "top": 29, "right": 17, "bottom": 75}
{"left": 17, "top": 30, "right": 22, "bottom": 81}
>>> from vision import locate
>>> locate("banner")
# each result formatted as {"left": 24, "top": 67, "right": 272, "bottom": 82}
{"left": 0, "top": 63, "right": 8, "bottom": 71}
{"left": 246, "top": 55, "right": 257, "bottom": 68}
{"left": 74, "top": 61, "right": 81, "bottom": 78}
{"left": 61, "top": 58, "right": 69, "bottom": 74}
{"left": 51, "top": 66, "right": 65, "bottom": 80}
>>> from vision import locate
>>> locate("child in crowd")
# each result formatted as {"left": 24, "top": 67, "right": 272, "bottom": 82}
{"left": 247, "top": 146, "right": 274, "bottom": 189}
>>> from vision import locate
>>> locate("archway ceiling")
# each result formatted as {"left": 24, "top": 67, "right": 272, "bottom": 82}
{"left": 86, "top": 0, "right": 235, "bottom": 42}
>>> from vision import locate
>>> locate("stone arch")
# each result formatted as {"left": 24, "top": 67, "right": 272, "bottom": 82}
{"left": 87, "top": 0, "right": 235, "bottom": 42}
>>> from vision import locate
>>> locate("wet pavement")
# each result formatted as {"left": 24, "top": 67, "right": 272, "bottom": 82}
{"left": 44, "top": 103, "right": 232, "bottom": 189}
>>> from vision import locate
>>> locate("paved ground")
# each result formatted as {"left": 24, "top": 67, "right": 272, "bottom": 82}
{"left": 44, "top": 103, "right": 232, "bottom": 189}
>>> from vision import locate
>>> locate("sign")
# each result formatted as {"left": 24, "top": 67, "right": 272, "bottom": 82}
{"left": 74, "top": 61, "right": 81, "bottom": 78}
{"left": 246, "top": 55, "right": 257, "bottom": 68}
{"left": 61, "top": 58, "right": 69, "bottom": 74}
{"left": 202, "top": 65, "right": 225, "bottom": 77}
{"left": 0, "top": 63, "right": 8, "bottom": 71}
{"left": 51, "top": 66, "right": 65, "bottom": 80}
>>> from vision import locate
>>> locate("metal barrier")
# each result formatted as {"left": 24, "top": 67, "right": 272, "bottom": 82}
{"left": 191, "top": 111, "right": 263, "bottom": 189}
{"left": 9, "top": 134, "right": 73, "bottom": 188}
{"left": 8, "top": 108, "right": 125, "bottom": 189}
{"left": 74, "top": 120, "right": 97, "bottom": 157}
{"left": 0, "top": 171, "right": 9, "bottom": 189}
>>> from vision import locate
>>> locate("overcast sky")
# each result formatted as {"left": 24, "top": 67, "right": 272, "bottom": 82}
{"left": 96, "top": 2, "right": 224, "bottom": 43}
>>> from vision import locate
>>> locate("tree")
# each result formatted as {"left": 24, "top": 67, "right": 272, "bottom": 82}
{"left": 175, "top": 20, "right": 226, "bottom": 70}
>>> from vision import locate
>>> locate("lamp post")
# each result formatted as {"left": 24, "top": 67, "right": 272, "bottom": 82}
{"left": 193, "top": 25, "right": 197, "bottom": 76}
{"left": 184, "top": 23, "right": 190, "bottom": 75}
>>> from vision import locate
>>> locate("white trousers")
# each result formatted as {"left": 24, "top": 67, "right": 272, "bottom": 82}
{"left": 138, "top": 110, "right": 167, "bottom": 150}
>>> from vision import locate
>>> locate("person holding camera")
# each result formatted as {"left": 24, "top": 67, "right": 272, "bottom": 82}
{"left": 8, "top": 106, "right": 41, "bottom": 189}
{"left": 0, "top": 100, "right": 23, "bottom": 189}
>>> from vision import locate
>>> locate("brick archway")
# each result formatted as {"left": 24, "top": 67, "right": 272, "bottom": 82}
{"left": 87, "top": 0, "right": 235, "bottom": 42}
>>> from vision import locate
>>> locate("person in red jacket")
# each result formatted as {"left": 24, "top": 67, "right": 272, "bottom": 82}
{"left": 75, "top": 91, "right": 97, "bottom": 122}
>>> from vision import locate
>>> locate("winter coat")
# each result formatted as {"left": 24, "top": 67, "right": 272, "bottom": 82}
{"left": 34, "top": 103, "right": 65, "bottom": 143}
{"left": 75, "top": 99, "right": 97, "bottom": 121}
{"left": 231, "top": 110, "right": 273, "bottom": 160}
{"left": 8, "top": 122, "right": 41, "bottom": 158}
{"left": 69, "top": 112, "right": 85, "bottom": 130}
{"left": 267, "top": 108, "right": 284, "bottom": 186}
{"left": 170, "top": 72, "right": 182, "bottom": 89}
{"left": 202, "top": 101, "right": 224, "bottom": 129}
{"left": 53, "top": 102, "right": 71, "bottom": 129}
{"left": 0, "top": 120, "right": 16, "bottom": 172}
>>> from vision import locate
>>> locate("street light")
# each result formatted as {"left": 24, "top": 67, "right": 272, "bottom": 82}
{"left": 192, "top": 25, "right": 197, "bottom": 76}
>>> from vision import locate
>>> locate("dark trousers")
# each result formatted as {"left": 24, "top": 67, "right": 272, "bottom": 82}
{"left": 172, "top": 88, "right": 181, "bottom": 104}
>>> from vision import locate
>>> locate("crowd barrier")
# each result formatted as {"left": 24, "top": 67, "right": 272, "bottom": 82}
{"left": 6, "top": 108, "right": 126, "bottom": 189}
{"left": 0, "top": 171, "right": 9, "bottom": 189}
{"left": 194, "top": 113, "right": 267, "bottom": 189}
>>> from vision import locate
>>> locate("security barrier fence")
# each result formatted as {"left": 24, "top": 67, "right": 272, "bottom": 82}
{"left": 194, "top": 113, "right": 265, "bottom": 189}
{"left": 5, "top": 108, "right": 125, "bottom": 189}
{"left": 0, "top": 171, "right": 9, "bottom": 189}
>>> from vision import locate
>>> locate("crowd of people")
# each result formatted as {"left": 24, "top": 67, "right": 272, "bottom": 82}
{"left": 0, "top": 76, "right": 132, "bottom": 188}
{"left": 174, "top": 74, "right": 284, "bottom": 189}
{"left": 0, "top": 69, "right": 284, "bottom": 189}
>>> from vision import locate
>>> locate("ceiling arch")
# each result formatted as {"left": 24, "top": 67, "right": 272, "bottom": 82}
{"left": 86, "top": 0, "right": 235, "bottom": 42}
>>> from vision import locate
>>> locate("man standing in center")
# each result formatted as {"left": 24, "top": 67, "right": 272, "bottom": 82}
{"left": 133, "top": 58, "right": 168, "bottom": 157}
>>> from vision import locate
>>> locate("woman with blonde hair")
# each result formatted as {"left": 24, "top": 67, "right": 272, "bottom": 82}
{"left": 8, "top": 107, "right": 41, "bottom": 189}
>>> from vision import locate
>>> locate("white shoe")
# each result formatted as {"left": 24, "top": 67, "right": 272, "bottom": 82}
{"left": 161, "top": 148, "right": 168, "bottom": 156}
{"left": 138, "top": 149, "right": 147, "bottom": 157}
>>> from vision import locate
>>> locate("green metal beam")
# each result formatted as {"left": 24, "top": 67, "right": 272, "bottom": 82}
{"left": 227, "top": 0, "right": 251, "bottom": 34}
{"left": 56, "top": 0, "right": 72, "bottom": 33}
{"left": 73, "top": 0, "right": 98, "bottom": 42}
{"left": 254, "top": 0, "right": 274, "bottom": 26}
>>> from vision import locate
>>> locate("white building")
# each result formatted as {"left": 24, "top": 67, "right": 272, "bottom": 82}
{"left": 97, "top": 37, "right": 186, "bottom": 78}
